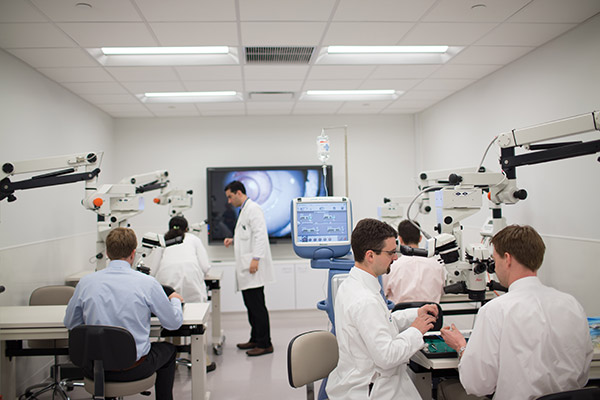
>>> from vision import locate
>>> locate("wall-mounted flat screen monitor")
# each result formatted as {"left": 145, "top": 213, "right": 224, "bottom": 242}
{"left": 206, "top": 165, "right": 333, "bottom": 244}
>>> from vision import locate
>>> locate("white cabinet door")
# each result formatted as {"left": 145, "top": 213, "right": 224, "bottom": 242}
{"left": 294, "top": 261, "right": 328, "bottom": 310}
{"left": 265, "top": 262, "right": 296, "bottom": 311}
{"left": 210, "top": 263, "right": 245, "bottom": 313}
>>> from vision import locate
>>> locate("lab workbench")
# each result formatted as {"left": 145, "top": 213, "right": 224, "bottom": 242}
{"left": 0, "top": 303, "right": 209, "bottom": 400}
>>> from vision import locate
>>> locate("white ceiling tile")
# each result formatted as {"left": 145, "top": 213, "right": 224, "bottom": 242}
{"left": 79, "top": 94, "right": 141, "bottom": 104}
{"left": 134, "top": 0, "right": 236, "bottom": 22}
{"left": 247, "top": 101, "right": 293, "bottom": 115}
{"left": 323, "top": 22, "right": 414, "bottom": 45}
{"left": 121, "top": 81, "right": 187, "bottom": 93}
{"left": 450, "top": 45, "right": 535, "bottom": 65}
{"left": 201, "top": 109, "right": 247, "bottom": 116}
{"left": 144, "top": 103, "right": 200, "bottom": 116}
{"left": 0, "top": 1, "right": 46, "bottom": 22}
{"left": 303, "top": 80, "right": 364, "bottom": 90}
{"left": 509, "top": 0, "right": 600, "bottom": 23}
{"left": 37, "top": 67, "right": 114, "bottom": 82}
{"left": 370, "top": 65, "right": 441, "bottom": 79}
{"left": 380, "top": 107, "right": 425, "bottom": 114}
{"left": 241, "top": 22, "right": 327, "bottom": 46}
{"left": 429, "top": 64, "right": 502, "bottom": 79}
{"left": 196, "top": 102, "right": 245, "bottom": 112}
{"left": 150, "top": 22, "right": 239, "bottom": 46}
{"left": 102, "top": 108, "right": 154, "bottom": 117}
{"left": 412, "top": 78, "right": 474, "bottom": 91}
{"left": 292, "top": 102, "right": 344, "bottom": 114}
{"left": 423, "top": 0, "right": 531, "bottom": 23}
{"left": 239, "top": 0, "right": 336, "bottom": 21}
{"left": 400, "top": 90, "right": 454, "bottom": 100}
{"left": 337, "top": 102, "right": 392, "bottom": 114}
{"left": 105, "top": 66, "right": 179, "bottom": 81}
{"left": 307, "top": 65, "right": 376, "bottom": 80}
{"left": 400, "top": 22, "right": 498, "bottom": 45}
{"left": 7, "top": 48, "right": 97, "bottom": 67}
{"left": 359, "top": 79, "right": 421, "bottom": 91}
{"left": 476, "top": 23, "right": 576, "bottom": 46}
{"left": 176, "top": 65, "right": 243, "bottom": 80}
{"left": 386, "top": 98, "right": 438, "bottom": 109}
{"left": 244, "top": 65, "right": 309, "bottom": 80}
{"left": 183, "top": 80, "right": 244, "bottom": 92}
{"left": 57, "top": 22, "right": 157, "bottom": 47}
{"left": 0, "top": 23, "right": 75, "bottom": 48}
{"left": 245, "top": 80, "right": 303, "bottom": 92}
{"left": 62, "top": 82, "right": 129, "bottom": 94}
{"left": 333, "top": 0, "right": 436, "bottom": 22}
{"left": 31, "top": 0, "right": 143, "bottom": 22}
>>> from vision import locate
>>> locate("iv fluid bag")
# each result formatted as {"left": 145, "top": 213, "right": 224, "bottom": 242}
{"left": 317, "top": 134, "right": 330, "bottom": 163}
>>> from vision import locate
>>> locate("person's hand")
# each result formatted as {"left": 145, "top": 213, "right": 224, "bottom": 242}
{"left": 224, "top": 238, "right": 233, "bottom": 247}
{"left": 418, "top": 304, "right": 439, "bottom": 319}
{"left": 440, "top": 323, "right": 467, "bottom": 352}
{"left": 410, "top": 312, "right": 437, "bottom": 334}
{"left": 169, "top": 292, "right": 184, "bottom": 303}
{"left": 249, "top": 259, "right": 259, "bottom": 274}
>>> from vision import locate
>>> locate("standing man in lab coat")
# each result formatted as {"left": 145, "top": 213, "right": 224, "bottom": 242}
{"left": 326, "top": 218, "right": 439, "bottom": 399}
{"left": 224, "top": 180, "right": 275, "bottom": 356}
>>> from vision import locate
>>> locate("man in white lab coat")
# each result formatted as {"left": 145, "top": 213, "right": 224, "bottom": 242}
{"left": 224, "top": 180, "right": 275, "bottom": 356}
{"left": 326, "top": 218, "right": 439, "bottom": 399}
{"left": 440, "top": 225, "right": 592, "bottom": 400}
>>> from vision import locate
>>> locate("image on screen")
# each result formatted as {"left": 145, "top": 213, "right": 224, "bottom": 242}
{"left": 207, "top": 166, "right": 332, "bottom": 244}
{"left": 295, "top": 201, "right": 349, "bottom": 244}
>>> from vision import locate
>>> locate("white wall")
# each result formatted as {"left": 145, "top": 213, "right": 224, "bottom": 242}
{"left": 0, "top": 49, "right": 115, "bottom": 307}
{"left": 113, "top": 114, "right": 416, "bottom": 261}
{"left": 415, "top": 14, "right": 600, "bottom": 314}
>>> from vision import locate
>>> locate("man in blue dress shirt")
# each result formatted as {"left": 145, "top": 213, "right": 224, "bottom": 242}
{"left": 64, "top": 227, "right": 184, "bottom": 400}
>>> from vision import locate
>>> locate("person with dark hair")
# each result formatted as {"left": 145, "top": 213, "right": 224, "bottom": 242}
{"left": 382, "top": 219, "right": 446, "bottom": 304}
{"left": 153, "top": 215, "right": 211, "bottom": 303}
{"left": 439, "top": 225, "right": 592, "bottom": 400}
{"left": 64, "top": 227, "right": 184, "bottom": 400}
{"left": 223, "top": 180, "right": 275, "bottom": 356}
{"left": 326, "top": 218, "right": 439, "bottom": 400}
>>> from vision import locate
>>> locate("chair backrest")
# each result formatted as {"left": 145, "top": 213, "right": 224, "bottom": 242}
{"left": 30, "top": 285, "right": 75, "bottom": 306}
{"left": 392, "top": 301, "right": 443, "bottom": 331}
{"left": 69, "top": 325, "right": 137, "bottom": 371}
{"left": 535, "top": 387, "right": 600, "bottom": 400}
{"left": 287, "top": 330, "right": 339, "bottom": 388}
{"left": 30, "top": 285, "right": 76, "bottom": 348}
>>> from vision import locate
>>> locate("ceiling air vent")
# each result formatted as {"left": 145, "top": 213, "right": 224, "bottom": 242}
{"left": 245, "top": 46, "right": 315, "bottom": 64}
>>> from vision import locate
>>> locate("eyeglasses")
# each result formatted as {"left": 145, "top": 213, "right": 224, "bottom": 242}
{"left": 373, "top": 249, "right": 397, "bottom": 256}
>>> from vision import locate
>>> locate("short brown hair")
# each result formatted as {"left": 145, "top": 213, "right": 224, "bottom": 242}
{"left": 351, "top": 218, "right": 397, "bottom": 263}
{"left": 491, "top": 225, "right": 545, "bottom": 272}
{"left": 106, "top": 227, "right": 137, "bottom": 260}
{"left": 397, "top": 219, "right": 420, "bottom": 245}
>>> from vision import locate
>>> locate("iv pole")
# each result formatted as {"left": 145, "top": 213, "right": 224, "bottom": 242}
{"left": 319, "top": 125, "right": 349, "bottom": 197}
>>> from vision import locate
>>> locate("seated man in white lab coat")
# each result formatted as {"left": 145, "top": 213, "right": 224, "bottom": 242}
{"left": 383, "top": 219, "right": 446, "bottom": 304}
{"left": 440, "top": 224, "right": 592, "bottom": 400}
{"left": 326, "top": 218, "right": 439, "bottom": 400}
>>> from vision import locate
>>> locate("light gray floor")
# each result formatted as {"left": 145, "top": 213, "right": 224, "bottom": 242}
{"left": 34, "top": 309, "right": 330, "bottom": 399}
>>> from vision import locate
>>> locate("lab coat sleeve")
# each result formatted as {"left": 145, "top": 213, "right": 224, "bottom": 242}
{"left": 352, "top": 299, "right": 423, "bottom": 370}
{"left": 63, "top": 285, "right": 84, "bottom": 329}
{"left": 457, "top": 304, "right": 501, "bottom": 397}
{"left": 147, "top": 279, "right": 183, "bottom": 331}
{"left": 391, "top": 308, "right": 419, "bottom": 332}
{"left": 192, "top": 236, "right": 211, "bottom": 274}
{"left": 248, "top": 205, "right": 268, "bottom": 260}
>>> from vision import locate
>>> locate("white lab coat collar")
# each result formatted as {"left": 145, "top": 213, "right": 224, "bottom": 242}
{"left": 350, "top": 267, "right": 382, "bottom": 295}
{"left": 508, "top": 275, "right": 540, "bottom": 292}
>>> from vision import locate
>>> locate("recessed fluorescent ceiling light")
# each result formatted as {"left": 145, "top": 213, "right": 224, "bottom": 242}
{"left": 316, "top": 45, "right": 462, "bottom": 65}
{"left": 88, "top": 46, "right": 238, "bottom": 66}
{"left": 101, "top": 46, "right": 229, "bottom": 55}
{"left": 140, "top": 91, "right": 241, "bottom": 103}
{"left": 303, "top": 89, "right": 400, "bottom": 101}
{"left": 328, "top": 46, "right": 448, "bottom": 54}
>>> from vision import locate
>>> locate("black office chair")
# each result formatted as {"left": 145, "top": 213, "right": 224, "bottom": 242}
{"left": 68, "top": 325, "right": 156, "bottom": 399}
{"left": 535, "top": 387, "right": 600, "bottom": 400}
{"left": 392, "top": 301, "right": 444, "bottom": 331}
